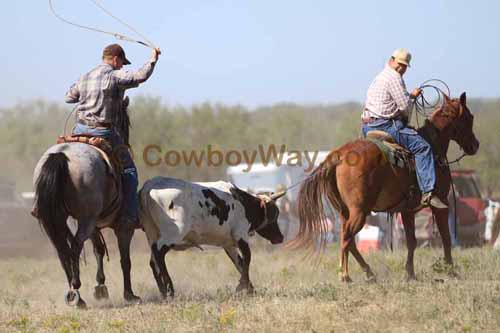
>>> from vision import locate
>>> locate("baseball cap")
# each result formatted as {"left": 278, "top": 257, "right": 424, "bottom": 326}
{"left": 102, "top": 44, "right": 131, "bottom": 65}
{"left": 391, "top": 48, "right": 411, "bottom": 67}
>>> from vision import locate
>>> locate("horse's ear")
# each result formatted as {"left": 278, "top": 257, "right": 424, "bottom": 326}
{"left": 443, "top": 93, "right": 451, "bottom": 103}
{"left": 460, "top": 92, "right": 467, "bottom": 106}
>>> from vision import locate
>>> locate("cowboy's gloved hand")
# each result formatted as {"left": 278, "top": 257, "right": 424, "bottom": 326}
{"left": 410, "top": 88, "right": 422, "bottom": 99}
{"left": 151, "top": 48, "right": 161, "bottom": 63}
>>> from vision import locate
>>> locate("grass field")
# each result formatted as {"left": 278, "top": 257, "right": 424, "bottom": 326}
{"left": 1, "top": 237, "right": 499, "bottom": 332}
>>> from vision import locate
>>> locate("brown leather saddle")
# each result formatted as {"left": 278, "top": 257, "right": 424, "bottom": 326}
{"left": 57, "top": 134, "right": 112, "bottom": 159}
{"left": 365, "top": 131, "right": 421, "bottom": 211}
{"left": 365, "top": 131, "right": 415, "bottom": 171}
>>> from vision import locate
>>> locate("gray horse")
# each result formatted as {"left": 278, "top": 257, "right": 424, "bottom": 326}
{"left": 33, "top": 104, "right": 139, "bottom": 308}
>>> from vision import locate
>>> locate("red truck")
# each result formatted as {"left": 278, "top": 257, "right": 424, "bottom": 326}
{"left": 396, "top": 169, "right": 486, "bottom": 247}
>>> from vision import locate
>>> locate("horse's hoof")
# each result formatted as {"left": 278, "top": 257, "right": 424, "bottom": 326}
{"left": 161, "top": 292, "right": 174, "bottom": 301}
{"left": 124, "top": 292, "right": 142, "bottom": 304}
{"left": 339, "top": 275, "right": 353, "bottom": 283}
{"left": 65, "top": 289, "right": 81, "bottom": 307}
{"left": 447, "top": 269, "right": 459, "bottom": 278}
{"left": 94, "top": 285, "right": 109, "bottom": 300}
{"left": 365, "top": 274, "right": 377, "bottom": 284}
{"left": 236, "top": 282, "right": 254, "bottom": 294}
{"left": 406, "top": 274, "right": 417, "bottom": 282}
{"left": 77, "top": 298, "right": 87, "bottom": 310}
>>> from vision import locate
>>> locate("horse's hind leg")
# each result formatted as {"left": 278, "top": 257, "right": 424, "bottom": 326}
{"left": 52, "top": 218, "right": 73, "bottom": 288}
{"left": 114, "top": 227, "right": 141, "bottom": 302}
{"left": 91, "top": 231, "right": 109, "bottom": 300}
{"left": 68, "top": 219, "right": 96, "bottom": 309}
{"left": 346, "top": 210, "right": 376, "bottom": 282}
{"left": 349, "top": 243, "right": 376, "bottom": 282}
{"left": 339, "top": 209, "right": 373, "bottom": 282}
{"left": 339, "top": 218, "right": 352, "bottom": 282}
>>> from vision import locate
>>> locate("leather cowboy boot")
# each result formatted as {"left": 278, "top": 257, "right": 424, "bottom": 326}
{"left": 421, "top": 192, "right": 448, "bottom": 209}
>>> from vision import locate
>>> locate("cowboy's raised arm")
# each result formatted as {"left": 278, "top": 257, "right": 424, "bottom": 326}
{"left": 112, "top": 48, "right": 160, "bottom": 89}
{"left": 65, "top": 82, "right": 80, "bottom": 103}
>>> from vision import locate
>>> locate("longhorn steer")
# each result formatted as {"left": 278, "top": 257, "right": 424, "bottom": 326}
{"left": 139, "top": 177, "right": 285, "bottom": 297}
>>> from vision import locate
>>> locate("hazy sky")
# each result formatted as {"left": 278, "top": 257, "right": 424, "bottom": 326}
{"left": 1, "top": 0, "right": 499, "bottom": 108}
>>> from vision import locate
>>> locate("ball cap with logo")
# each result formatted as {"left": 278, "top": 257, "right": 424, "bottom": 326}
{"left": 392, "top": 48, "right": 412, "bottom": 67}
{"left": 102, "top": 44, "right": 131, "bottom": 65}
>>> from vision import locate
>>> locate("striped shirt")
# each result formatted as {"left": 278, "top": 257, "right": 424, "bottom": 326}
{"left": 65, "top": 61, "right": 156, "bottom": 125}
{"left": 362, "top": 65, "right": 412, "bottom": 119}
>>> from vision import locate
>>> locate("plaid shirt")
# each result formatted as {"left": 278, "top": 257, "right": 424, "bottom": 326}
{"left": 362, "top": 65, "right": 412, "bottom": 119}
{"left": 65, "top": 61, "right": 156, "bottom": 125}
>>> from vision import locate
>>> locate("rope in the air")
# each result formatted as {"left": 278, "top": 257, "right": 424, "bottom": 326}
{"left": 48, "top": 0, "right": 157, "bottom": 49}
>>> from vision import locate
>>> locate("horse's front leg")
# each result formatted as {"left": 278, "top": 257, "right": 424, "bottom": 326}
{"left": 91, "top": 231, "right": 109, "bottom": 300}
{"left": 432, "top": 207, "right": 454, "bottom": 266}
{"left": 400, "top": 211, "right": 417, "bottom": 281}
{"left": 114, "top": 226, "right": 141, "bottom": 302}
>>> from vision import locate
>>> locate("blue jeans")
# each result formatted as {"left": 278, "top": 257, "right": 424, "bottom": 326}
{"left": 73, "top": 123, "right": 139, "bottom": 221}
{"left": 362, "top": 119, "right": 436, "bottom": 193}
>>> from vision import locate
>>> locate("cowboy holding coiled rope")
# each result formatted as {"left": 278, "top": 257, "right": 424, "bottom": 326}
{"left": 361, "top": 48, "right": 447, "bottom": 209}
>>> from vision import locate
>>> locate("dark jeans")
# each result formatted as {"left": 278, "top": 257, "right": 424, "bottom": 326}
{"left": 362, "top": 119, "right": 436, "bottom": 193}
{"left": 73, "top": 123, "right": 139, "bottom": 221}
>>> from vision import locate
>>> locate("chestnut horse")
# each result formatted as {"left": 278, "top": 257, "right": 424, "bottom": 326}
{"left": 292, "top": 92, "right": 479, "bottom": 281}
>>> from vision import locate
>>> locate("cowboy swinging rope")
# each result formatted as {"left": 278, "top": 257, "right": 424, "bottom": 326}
{"left": 49, "top": 0, "right": 159, "bottom": 135}
{"left": 48, "top": 0, "right": 158, "bottom": 49}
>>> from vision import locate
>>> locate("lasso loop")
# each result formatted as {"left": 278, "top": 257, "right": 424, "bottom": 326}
{"left": 48, "top": 0, "right": 157, "bottom": 49}
{"left": 414, "top": 79, "right": 451, "bottom": 117}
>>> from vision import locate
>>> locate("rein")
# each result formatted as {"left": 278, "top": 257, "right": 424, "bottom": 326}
{"left": 252, "top": 197, "right": 272, "bottom": 233}
{"left": 49, "top": 0, "right": 157, "bottom": 49}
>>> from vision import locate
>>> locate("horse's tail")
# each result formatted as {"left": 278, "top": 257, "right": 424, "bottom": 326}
{"left": 35, "top": 152, "right": 73, "bottom": 250}
{"left": 288, "top": 155, "right": 346, "bottom": 252}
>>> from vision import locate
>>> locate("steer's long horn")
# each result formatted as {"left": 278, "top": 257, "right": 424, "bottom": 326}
{"left": 270, "top": 190, "right": 287, "bottom": 201}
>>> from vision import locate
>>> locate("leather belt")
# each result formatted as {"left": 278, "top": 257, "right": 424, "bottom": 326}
{"left": 362, "top": 116, "right": 406, "bottom": 125}
{"left": 361, "top": 117, "right": 379, "bottom": 124}
{"left": 77, "top": 118, "right": 113, "bottom": 129}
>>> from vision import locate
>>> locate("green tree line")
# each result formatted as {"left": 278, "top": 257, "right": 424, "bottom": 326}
{"left": 1, "top": 97, "right": 499, "bottom": 195}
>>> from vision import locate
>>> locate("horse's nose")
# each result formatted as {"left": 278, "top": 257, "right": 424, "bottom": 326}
{"left": 473, "top": 140, "right": 480, "bottom": 154}
{"left": 468, "top": 140, "right": 480, "bottom": 155}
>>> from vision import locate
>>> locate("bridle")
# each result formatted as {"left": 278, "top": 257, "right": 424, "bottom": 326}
{"left": 414, "top": 82, "right": 475, "bottom": 166}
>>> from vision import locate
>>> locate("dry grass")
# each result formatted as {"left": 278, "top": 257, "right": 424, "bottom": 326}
{"left": 1, "top": 238, "right": 499, "bottom": 332}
